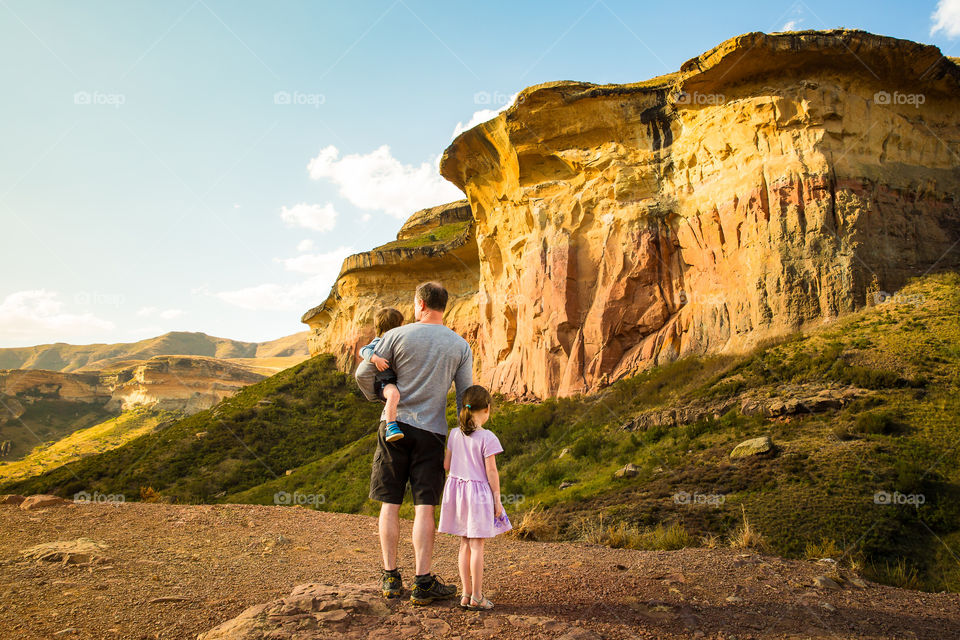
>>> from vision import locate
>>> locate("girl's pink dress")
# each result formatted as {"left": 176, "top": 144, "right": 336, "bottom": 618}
{"left": 438, "top": 427, "right": 511, "bottom": 538}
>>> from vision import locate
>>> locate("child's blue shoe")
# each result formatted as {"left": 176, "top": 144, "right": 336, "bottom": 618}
{"left": 385, "top": 421, "right": 404, "bottom": 442}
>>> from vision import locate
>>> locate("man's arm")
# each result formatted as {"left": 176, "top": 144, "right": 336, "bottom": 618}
{"left": 453, "top": 344, "right": 473, "bottom": 414}
{"left": 354, "top": 359, "right": 380, "bottom": 402}
{"left": 355, "top": 330, "right": 399, "bottom": 402}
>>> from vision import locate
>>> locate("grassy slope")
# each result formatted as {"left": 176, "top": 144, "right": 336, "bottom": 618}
{"left": 0, "top": 407, "right": 179, "bottom": 484}
{"left": 375, "top": 220, "right": 471, "bottom": 251}
{"left": 0, "top": 399, "right": 119, "bottom": 461}
{"left": 0, "top": 355, "right": 382, "bottom": 502}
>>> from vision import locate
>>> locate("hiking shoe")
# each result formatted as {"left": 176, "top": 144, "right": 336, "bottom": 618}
{"left": 384, "top": 422, "right": 404, "bottom": 442}
{"left": 381, "top": 569, "right": 403, "bottom": 598}
{"left": 410, "top": 574, "right": 457, "bottom": 605}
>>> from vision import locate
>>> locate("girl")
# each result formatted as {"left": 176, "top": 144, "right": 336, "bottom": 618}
{"left": 438, "top": 385, "right": 511, "bottom": 611}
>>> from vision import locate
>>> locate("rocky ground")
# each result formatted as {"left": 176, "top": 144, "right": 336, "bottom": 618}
{"left": 1, "top": 498, "right": 958, "bottom": 640}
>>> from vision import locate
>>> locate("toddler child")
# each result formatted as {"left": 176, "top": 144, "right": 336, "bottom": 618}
{"left": 358, "top": 307, "right": 404, "bottom": 442}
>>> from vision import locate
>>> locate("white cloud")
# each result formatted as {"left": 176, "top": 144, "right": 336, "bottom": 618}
{"left": 932, "top": 0, "right": 960, "bottom": 37}
{"left": 780, "top": 20, "right": 798, "bottom": 31}
{"left": 296, "top": 238, "right": 315, "bottom": 252}
{"left": 280, "top": 202, "right": 338, "bottom": 232}
{"left": 136, "top": 306, "right": 184, "bottom": 320}
{"left": 280, "top": 246, "right": 353, "bottom": 275}
{"left": 215, "top": 246, "right": 353, "bottom": 311}
{"left": 451, "top": 92, "right": 520, "bottom": 140}
{"left": 306, "top": 145, "right": 463, "bottom": 218}
{"left": 0, "top": 290, "right": 115, "bottom": 345}
{"left": 451, "top": 107, "right": 501, "bottom": 139}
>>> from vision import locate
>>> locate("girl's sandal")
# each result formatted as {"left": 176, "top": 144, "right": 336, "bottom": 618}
{"left": 459, "top": 594, "right": 472, "bottom": 609}
{"left": 467, "top": 595, "right": 494, "bottom": 611}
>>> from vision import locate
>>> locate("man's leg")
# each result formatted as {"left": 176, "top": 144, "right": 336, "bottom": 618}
{"left": 412, "top": 504, "right": 436, "bottom": 575}
{"left": 379, "top": 502, "right": 401, "bottom": 570}
{"left": 369, "top": 421, "right": 409, "bottom": 598}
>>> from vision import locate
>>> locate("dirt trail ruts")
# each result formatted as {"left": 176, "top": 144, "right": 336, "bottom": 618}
{"left": 1, "top": 501, "right": 957, "bottom": 639}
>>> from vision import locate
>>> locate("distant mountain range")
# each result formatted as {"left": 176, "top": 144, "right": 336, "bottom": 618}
{"left": 0, "top": 331, "right": 310, "bottom": 373}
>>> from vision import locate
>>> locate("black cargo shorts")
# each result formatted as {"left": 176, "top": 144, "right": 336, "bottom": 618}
{"left": 369, "top": 421, "right": 446, "bottom": 506}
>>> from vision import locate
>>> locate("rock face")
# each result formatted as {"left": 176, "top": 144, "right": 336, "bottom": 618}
{"left": 305, "top": 30, "right": 960, "bottom": 399}
{"left": 0, "top": 355, "right": 265, "bottom": 415}
{"left": 301, "top": 200, "right": 479, "bottom": 372}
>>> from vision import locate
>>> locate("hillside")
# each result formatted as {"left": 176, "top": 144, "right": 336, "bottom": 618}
{"left": 0, "top": 355, "right": 382, "bottom": 502}
{"left": 2, "top": 501, "right": 958, "bottom": 640}
{"left": 7, "top": 273, "right": 960, "bottom": 594}
{"left": 0, "top": 330, "right": 309, "bottom": 373}
{"left": 0, "top": 407, "right": 179, "bottom": 484}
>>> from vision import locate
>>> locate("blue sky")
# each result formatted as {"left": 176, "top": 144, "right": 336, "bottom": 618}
{"left": 1, "top": 0, "right": 958, "bottom": 348}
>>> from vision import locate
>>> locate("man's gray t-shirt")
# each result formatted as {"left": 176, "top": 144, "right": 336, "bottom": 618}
{"left": 354, "top": 322, "right": 473, "bottom": 435}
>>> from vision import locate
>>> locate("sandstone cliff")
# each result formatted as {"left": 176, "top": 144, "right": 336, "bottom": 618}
{"left": 304, "top": 30, "right": 960, "bottom": 399}
{"left": 301, "top": 200, "right": 479, "bottom": 372}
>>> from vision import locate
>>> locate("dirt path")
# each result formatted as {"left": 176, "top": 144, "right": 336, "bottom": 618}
{"left": 1, "top": 500, "right": 957, "bottom": 639}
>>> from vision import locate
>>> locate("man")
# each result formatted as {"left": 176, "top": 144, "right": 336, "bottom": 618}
{"left": 355, "top": 281, "right": 473, "bottom": 605}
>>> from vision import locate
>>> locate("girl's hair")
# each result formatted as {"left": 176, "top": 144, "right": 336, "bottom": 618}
{"left": 459, "top": 385, "right": 493, "bottom": 436}
{"left": 374, "top": 307, "right": 404, "bottom": 335}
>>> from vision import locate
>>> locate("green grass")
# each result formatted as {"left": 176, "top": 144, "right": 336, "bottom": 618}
{"left": 0, "top": 406, "right": 179, "bottom": 484}
{"left": 374, "top": 221, "right": 471, "bottom": 251}
{"left": 0, "top": 398, "right": 119, "bottom": 461}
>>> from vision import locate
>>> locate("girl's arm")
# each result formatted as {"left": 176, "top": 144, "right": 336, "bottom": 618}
{"left": 443, "top": 447, "right": 451, "bottom": 472}
{"left": 484, "top": 454, "right": 502, "bottom": 517}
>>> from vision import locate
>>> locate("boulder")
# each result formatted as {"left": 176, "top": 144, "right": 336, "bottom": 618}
{"left": 198, "top": 583, "right": 396, "bottom": 640}
{"left": 615, "top": 463, "right": 639, "bottom": 478}
{"left": 813, "top": 575, "right": 843, "bottom": 590}
{"left": 19, "top": 494, "right": 70, "bottom": 510}
{"left": 730, "top": 436, "right": 775, "bottom": 459}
